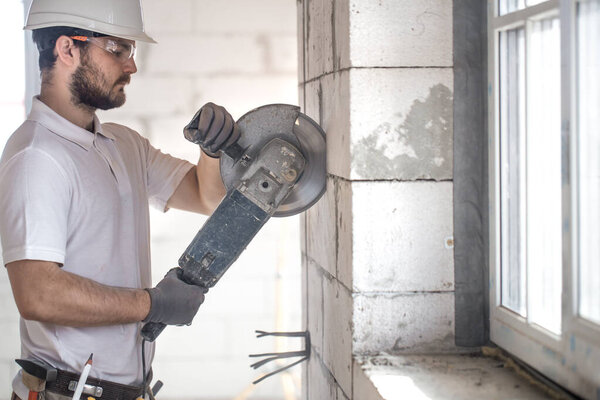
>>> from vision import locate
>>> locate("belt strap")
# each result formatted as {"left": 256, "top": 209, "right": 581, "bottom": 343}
{"left": 46, "top": 369, "right": 144, "bottom": 400}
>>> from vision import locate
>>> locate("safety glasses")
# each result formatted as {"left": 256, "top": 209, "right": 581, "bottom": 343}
{"left": 70, "top": 36, "right": 136, "bottom": 63}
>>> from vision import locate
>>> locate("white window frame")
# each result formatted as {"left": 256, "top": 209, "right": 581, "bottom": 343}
{"left": 488, "top": 0, "right": 600, "bottom": 398}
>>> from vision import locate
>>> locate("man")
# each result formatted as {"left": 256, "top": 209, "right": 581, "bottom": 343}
{"left": 0, "top": 1, "right": 240, "bottom": 399}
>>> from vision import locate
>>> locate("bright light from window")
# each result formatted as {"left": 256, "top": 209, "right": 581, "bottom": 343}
{"left": 371, "top": 375, "right": 432, "bottom": 400}
{"left": 526, "top": 17, "right": 562, "bottom": 335}
{"left": 499, "top": 27, "right": 527, "bottom": 317}
{"left": 577, "top": 0, "right": 600, "bottom": 325}
{"left": 499, "top": 0, "right": 548, "bottom": 15}
{"left": 498, "top": 17, "right": 562, "bottom": 335}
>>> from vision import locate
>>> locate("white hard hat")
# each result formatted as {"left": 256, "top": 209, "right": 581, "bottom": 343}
{"left": 24, "top": 0, "right": 156, "bottom": 43}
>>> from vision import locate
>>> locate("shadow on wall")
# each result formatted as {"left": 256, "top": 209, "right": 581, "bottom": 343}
{"left": 353, "top": 84, "right": 453, "bottom": 180}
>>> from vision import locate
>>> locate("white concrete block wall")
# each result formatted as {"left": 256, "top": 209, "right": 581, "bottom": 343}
{"left": 349, "top": 0, "right": 453, "bottom": 68}
{"left": 97, "top": 1, "right": 302, "bottom": 399}
{"left": 299, "top": 0, "right": 455, "bottom": 398}
{"left": 352, "top": 181, "right": 454, "bottom": 293}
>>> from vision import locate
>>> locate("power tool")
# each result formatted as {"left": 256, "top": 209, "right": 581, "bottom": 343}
{"left": 141, "top": 104, "right": 326, "bottom": 341}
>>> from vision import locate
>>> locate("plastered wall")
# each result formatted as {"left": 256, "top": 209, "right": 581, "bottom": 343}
{"left": 298, "top": 1, "right": 456, "bottom": 398}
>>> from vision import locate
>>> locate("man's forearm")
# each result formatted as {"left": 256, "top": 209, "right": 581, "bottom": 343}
{"left": 7, "top": 260, "right": 150, "bottom": 326}
{"left": 196, "top": 153, "right": 225, "bottom": 211}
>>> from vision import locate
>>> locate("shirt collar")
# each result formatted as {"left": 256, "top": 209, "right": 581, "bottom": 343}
{"left": 27, "top": 96, "right": 115, "bottom": 150}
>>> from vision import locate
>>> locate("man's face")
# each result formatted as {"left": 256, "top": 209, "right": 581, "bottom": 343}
{"left": 69, "top": 39, "right": 134, "bottom": 110}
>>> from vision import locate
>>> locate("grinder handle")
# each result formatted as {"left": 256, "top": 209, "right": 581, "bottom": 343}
{"left": 140, "top": 321, "right": 166, "bottom": 342}
{"left": 222, "top": 142, "right": 245, "bottom": 161}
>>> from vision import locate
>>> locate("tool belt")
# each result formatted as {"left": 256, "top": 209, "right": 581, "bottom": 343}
{"left": 45, "top": 369, "right": 145, "bottom": 400}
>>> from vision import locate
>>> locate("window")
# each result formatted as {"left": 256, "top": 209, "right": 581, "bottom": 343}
{"left": 489, "top": 0, "right": 600, "bottom": 398}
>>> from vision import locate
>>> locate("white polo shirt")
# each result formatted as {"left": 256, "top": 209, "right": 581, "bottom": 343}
{"left": 0, "top": 97, "right": 194, "bottom": 395}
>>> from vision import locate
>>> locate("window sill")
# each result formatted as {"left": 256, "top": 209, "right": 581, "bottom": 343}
{"left": 353, "top": 350, "right": 571, "bottom": 400}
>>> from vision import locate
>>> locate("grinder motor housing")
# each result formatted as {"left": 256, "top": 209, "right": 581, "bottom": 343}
{"left": 141, "top": 104, "right": 326, "bottom": 341}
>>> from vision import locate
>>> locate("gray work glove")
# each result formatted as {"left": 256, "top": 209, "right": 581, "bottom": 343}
{"left": 183, "top": 102, "right": 241, "bottom": 158}
{"left": 143, "top": 267, "right": 208, "bottom": 325}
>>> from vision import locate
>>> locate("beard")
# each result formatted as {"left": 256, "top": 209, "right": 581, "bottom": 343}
{"left": 70, "top": 53, "right": 130, "bottom": 111}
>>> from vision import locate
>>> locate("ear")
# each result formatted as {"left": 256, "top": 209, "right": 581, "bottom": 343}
{"left": 54, "top": 35, "right": 80, "bottom": 69}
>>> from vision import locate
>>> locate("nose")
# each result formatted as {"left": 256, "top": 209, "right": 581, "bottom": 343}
{"left": 123, "top": 57, "right": 137, "bottom": 74}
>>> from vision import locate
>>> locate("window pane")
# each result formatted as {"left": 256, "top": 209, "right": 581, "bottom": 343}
{"left": 526, "top": 0, "right": 547, "bottom": 6}
{"left": 499, "top": 0, "right": 547, "bottom": 15}
{"left": 499, "top": 28, "right": 527, "bottom": 316}
{"left": 527, "top": 17, "right": 562, "bottom": 334}
{"left": 499, "top": 0, "right": 525, "bottom": 15}
{"left": 577, "top": 0, "right": 600, "bottom": 325}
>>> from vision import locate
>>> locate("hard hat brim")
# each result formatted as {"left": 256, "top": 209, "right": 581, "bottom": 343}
{"left": 25, "top": 13, "right": 157, "bottom": 43}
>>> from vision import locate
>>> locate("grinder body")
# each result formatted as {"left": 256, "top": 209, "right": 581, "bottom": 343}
{"left": 141, "top": 105, "right": 324, "bottom": 342}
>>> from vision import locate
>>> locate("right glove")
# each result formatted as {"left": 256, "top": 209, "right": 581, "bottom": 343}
{"left": 143, "top": 267, "right": 208, "bottom": 325}
{"left": 183, "top": 102, "right": 241, "bottom": 157}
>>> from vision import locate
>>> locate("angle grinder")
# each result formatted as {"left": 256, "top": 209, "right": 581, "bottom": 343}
{"left": 141, "top": 104, "right": 326, "bottom": 341}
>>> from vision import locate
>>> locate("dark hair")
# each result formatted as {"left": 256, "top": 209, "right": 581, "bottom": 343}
{"left": 32, "top": 26, "right": 105, "bottom": 71}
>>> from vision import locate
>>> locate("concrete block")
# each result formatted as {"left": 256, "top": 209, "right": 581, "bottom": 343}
{"left": 297, "top": 0, "right": 306, "bottom": 85}
{"left": 352, "top": 181, "right": 454, "bottom": 292}
{"left": 110, "top": 77, "right": 195, "bottom": 117}
{"left": 306, "top": 177, "right": 336, "bottom": 277}
{"left": 298, "top": 83, "right": 306, "bottom": 113}
{"left": 96, "top": 114, "right": 148, "bottom": 141}
{"left": 303, "top": 79, "right": 321, "bottom": 127}
{"left": 353, "top": 359, "right": 385, "bottom": 400}
{"left": 323, "top": 278, "right": 353, "bottom": 396}
{"left": 301, "top": 0, "right": 350, "bottom": 76}
{"left": 337, "top": 386, "right": 351, "bottom": 400}
{"left": 0, "top": 290, "right": 19, "bottom": 323}
{"left": 336, "top": 178, "right": 353, "bottom": 290}
{"left": 350, "top": 68, "right": 454, "bottom": 181}
{"left": 269, "top": 35, "right": 299, "bottom": 73}
{"left": 353, "top": 292, "right": 455, "bottom": 354}
{"left": 0, "top": 322, "right": 20, "bottom": 360}
{"left": 0, "top": 361, "right": 13, "bottom": 400}
{"left": 349, "top": 0, "right": 453, "bottom": 67}
{"left": 320, "top": 70, "right": 351, "bottom": 178}
{"left": 334, "top": 0, "right": 351, "bottom": 71}
{"left": 144, "top": 114, "right": 199, "bottom": 163}
{"left": 154, "top": 318, "right": 229, "bottom": 357}
{"left": 152, "top": 358, "right": 263, "bottom": 398}
{"left": 145, "top": 35, "right": 264, "bottom": 75}
{"left": 143, "top": 0, "right": 193, "bottom": 34}
{"left": 192, "top": 0, "right": 297, "bottom": 35}
{"left": 193, "top": 75, "right": 299, "bottom": 121}
{"left": 307, "top": 261, "right": 324, "bottom": 356}
{"left": 301, "top": 358, "right": 308, "bottom": 400}
{"left": 305, "top": 0, "right": 334, "bottom": 81}
{"left": 200, "top": 274, "right": 274, "bottom": 317}
{"left": 307, "top": 353, "right": 338, "bottom": 400}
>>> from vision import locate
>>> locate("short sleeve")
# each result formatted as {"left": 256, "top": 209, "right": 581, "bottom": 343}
{"left": 0, "top": 149, "right": 71, "bottom": 265}
{"left": 144, "top": 140, "right": 194, "bottom": 212}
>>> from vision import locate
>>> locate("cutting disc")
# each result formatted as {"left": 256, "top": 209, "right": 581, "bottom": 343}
{"left": 220, "top": 104, "right": 326, "bottom": 217}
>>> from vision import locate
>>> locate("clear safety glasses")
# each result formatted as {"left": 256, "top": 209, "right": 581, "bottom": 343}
{"left": 70, "top": 36, "right": 136, "bottom": 63}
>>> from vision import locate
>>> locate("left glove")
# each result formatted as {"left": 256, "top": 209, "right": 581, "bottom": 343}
{"left": 143, "top": 267, "right": 208, "bottom": 325}
{"left": 183, "top": 102, "right": 241, "bottom": 157}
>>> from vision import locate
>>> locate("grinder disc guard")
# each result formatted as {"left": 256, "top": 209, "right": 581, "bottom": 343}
{"left": 220, "top": 104, "right": 326, "bottom": 217}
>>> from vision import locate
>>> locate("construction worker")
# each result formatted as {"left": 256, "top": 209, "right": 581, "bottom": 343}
{"left": 0, "top": 1, "right": 240, "bottom": 399}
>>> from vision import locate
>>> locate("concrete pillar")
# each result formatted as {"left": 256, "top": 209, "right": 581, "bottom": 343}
{"left": 299, "top": 1, "right": 455, "bottom": 398}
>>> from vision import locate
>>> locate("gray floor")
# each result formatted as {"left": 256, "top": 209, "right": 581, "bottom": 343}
{"left": 358, "top": 353, "right": 570, "bottom": 400}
